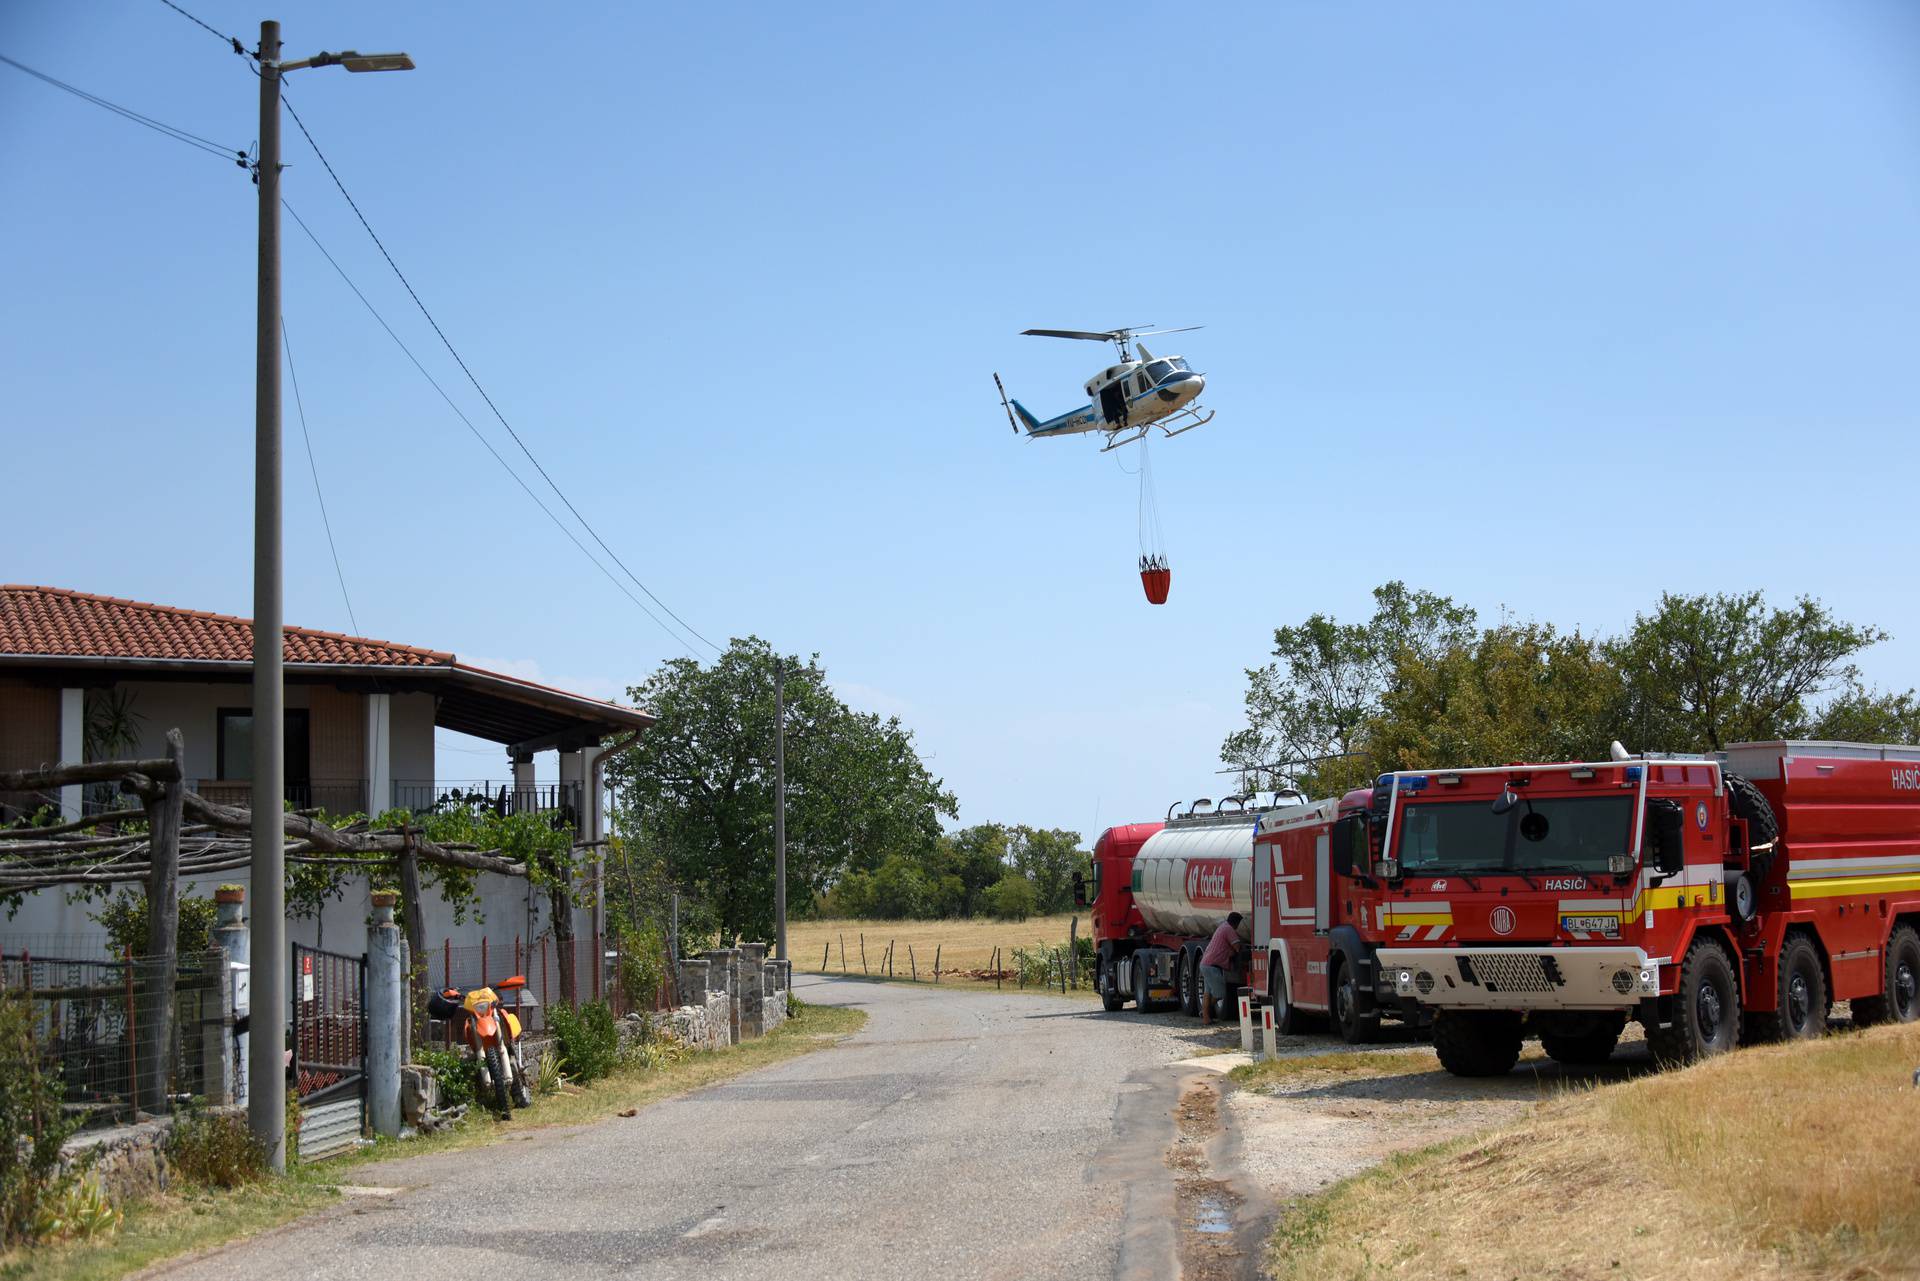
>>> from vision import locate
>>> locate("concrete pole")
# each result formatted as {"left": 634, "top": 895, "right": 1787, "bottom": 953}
{"left": 250, "top": 17, "right": 288, "bottom": 1172}
{"left": 366, "top": 891, "right": 403, "bottom": 1138}
{"left": 774, "top": 659, "right": 786, "bottom": 962}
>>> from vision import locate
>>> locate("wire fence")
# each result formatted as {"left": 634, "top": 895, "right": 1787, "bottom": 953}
{"left": 1, "top": 948, "right": 227, "bottom": 1125}
{"left": 416, "top": 932, "right": 657, "bottom": 1041}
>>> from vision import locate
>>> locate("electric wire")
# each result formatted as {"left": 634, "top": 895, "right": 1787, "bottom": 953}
{"left": 277, "top": 90, "right": 723, "bottom": 655}
{"left": 0, "top": 53, "right": 246, "bottom": 164}
{"left": 282, "top": 314, "right": 362, "bottom": 638}
{"left": 281, "top": 199, "right": 699, "bottom": 658}
{"left": 154, "top": 0, "right": 255, "bottom": 61}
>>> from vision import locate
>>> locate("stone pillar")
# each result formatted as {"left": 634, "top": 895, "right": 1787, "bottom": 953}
{"left": 58, "top": 687, "right": 84, "bottom": 821}
{"left": 207, "top": 886, "right": 249, "bottom": 1106}
{"left": 762, "top": 961, "right": 787, "bottom": 1030}
{"left": 676, "top": 957, "right": 710, "bottom": 1006}
{"left": 702, "top": 948, "right": 738, "bottom": 1043}
{"left": 366, "top": 891, "right": 404, "bottom": 1138}
{"left": 737, "top": 943, "right": 767, "bottom": 1040}
{"left": 512, "top": 755, "right": 537, "bottom": 813}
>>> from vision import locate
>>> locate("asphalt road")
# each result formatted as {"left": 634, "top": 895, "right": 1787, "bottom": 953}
{"left": 163, "top": 974, "right": 1239, "bottom": 1281}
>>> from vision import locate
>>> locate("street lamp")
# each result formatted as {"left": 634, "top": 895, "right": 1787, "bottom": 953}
{"left": 251, "top": 18, "right": 411, "bottom": 1174}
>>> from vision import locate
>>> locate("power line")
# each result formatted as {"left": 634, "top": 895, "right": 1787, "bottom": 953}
{"left": 280, "top": 199, "right": 700, "bottom": 658}
{"left": 154, "top": 0, "right": 255, "bottom": 61}
{"left": 0, "top": 52, "right": 247, "bottom": 165}
{"left": 281, "top": 314, "right": 361, "bottom": 638}
{"left": 277, "top": 90, "right": 723, "bottom": 655}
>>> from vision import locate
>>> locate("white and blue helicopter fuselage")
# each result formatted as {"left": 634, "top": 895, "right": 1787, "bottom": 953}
{"left": 1008, "top": 352, "right": 1209, "bottom": 451}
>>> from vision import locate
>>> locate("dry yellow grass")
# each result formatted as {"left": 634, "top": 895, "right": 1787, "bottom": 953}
{"left": 1269, "top": 1021, "right": 1920, "bottom": 1281}
{"left": 789, "top": 913, "right": 1085, "bottom": 984}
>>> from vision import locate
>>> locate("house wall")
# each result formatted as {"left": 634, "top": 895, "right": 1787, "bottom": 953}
{"left": 389, "top": 693, "right": 436, "bottom": 787}
{"left": 0, "top": 678, "right": 60, "bottom": 800}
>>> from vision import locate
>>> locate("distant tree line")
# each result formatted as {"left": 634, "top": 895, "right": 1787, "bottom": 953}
{"left": 1223, "top": 582, "right": 1920, "bottom": 797}
{"left": 815, "top": 822, "right": 1085, "bottom": 923}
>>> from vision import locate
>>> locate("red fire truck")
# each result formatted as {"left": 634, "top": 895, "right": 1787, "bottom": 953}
{"left": 1335, "top": 741, "right": 1920, "bottom": 1075}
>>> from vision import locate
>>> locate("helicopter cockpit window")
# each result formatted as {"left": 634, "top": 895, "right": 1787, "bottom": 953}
{"left": 1145, "top": 360, "right": 1175, "bottom": 384}
{"left": 1168, "top": 357, "right": 1191, "bottom": 372}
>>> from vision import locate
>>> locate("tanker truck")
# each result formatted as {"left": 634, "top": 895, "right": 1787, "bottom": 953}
{"left": 1090, "top": 794, "right": 1308, "bottom": 1015}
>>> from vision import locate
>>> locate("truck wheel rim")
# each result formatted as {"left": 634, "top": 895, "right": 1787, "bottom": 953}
{"left": 1698, "top": 981, "right": 1725, "bottom": 1042}
{"left": 1897, "top": 959, "right": 1917, "bottom": 1016}
{"left": 1787, "top": 973, "right": 1810, "bottom": 1031}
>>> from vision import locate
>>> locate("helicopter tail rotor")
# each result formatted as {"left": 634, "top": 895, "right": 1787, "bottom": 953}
{"left": 993, "top": 373, "right": 1021, "bottom": 435}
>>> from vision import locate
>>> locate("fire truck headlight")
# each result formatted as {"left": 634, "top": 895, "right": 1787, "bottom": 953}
{"left": 1395, "top": 969, "right": 1414, "bottom": 995}
{"left": 1638, "top": 967, "right": 1658, "bottom": 995}
{"left": 1608, "top": 854, "right": 1634, "bottom": 875}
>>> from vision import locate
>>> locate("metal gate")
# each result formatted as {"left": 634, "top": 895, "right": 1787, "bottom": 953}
{"left": 291, "top": 944, "right": 366, "bottom": 1159}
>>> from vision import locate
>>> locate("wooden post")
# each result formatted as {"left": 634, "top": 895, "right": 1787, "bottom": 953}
{"left": 1059, "top": 948, "right": 1067, "bottom": 994}
{"left": 398, "top": 826, "right": 428, "bottom": 1038}
{"left": 908, "top": 945, "right": 916, "bottom": 982}
{"left": 821, "top": 942, "right": 829, "bottom": 972}
{"left": 860, "top": 934, "right": 867, "bottom": 975}
{"left": 995, "top": 947, "right": 1002, "bottom": 990}
{"left": 1069, "top": 917, "right": 1078, "bottom": 989}
{"left": 139, "top": 729, "right": 185, "bottom": 1113}
{"left": 839, "top": 933, "right": 847, "bottom": 973}
{"left": 934, "top": 944, "right": 942, "bottom": 983}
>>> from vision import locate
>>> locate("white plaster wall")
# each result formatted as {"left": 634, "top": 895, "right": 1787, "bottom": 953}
{"left": 387, "top": 693, "right": 436, "bottom": 791}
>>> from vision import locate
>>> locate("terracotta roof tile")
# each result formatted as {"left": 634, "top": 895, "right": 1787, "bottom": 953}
{"left": 0, "top": 586, "right": 452, "bottom": 668}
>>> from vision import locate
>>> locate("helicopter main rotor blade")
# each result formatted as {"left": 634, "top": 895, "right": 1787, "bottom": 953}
{"left": 1021, "top": 328, "right": 1145, "bottom": 342}
{"left": 1131, "top": 325, "right": 1204, "bottom": 338}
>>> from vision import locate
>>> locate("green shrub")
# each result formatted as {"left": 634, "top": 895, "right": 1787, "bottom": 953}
{"left": 166, "top": 1101, "right": 268, "bottom": 1188}
{"left": 547, "top": 1001, "right": 619, "bottom": 1084}
{"left": 985, "top": 874, "right": 1037, "bottom": 921}
{"left": 0, "top": 991, "right": 87, "bottom": 1247}
{"left": 91, "top": 890, "right": 216, "bottom": 958}
{"left": 415, "top": 1047, "right": 479, "bottom": 1109}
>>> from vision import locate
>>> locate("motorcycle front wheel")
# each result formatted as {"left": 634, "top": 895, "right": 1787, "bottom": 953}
{"left": 485, "top": 1042, "right": 512, "bottom": 1117}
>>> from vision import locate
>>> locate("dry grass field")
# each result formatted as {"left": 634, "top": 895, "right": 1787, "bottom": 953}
{"left": 788, "top": 913, "right": 1089, "bottom": 987}
{"left": 1268, "top": 1020, "right": 1920, "bottom": 1280}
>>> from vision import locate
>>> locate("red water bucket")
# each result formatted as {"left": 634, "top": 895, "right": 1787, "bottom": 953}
{"left": 1140, "top": 566, "right": 1171, "bottom": 605}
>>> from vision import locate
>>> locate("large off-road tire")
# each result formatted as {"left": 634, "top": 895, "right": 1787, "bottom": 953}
{"left": 1647, "top": 939, "right": 1741, "bottom": 1066}
{"left": 1725, "top": 773, "right": 1780, "bottom": 887}
{"left": 1099, "top": 953, "right": 1127, "bottom": 1012}
{"left": 1331, "top": 957, "right": 1380, "bottom": 1045}
{"left": 1538, "top": 1013, "right": 1626, "bottom": 1066}
{"left": 1269, "top": 958, "right": 1305, "bottom": 1035}
{"left": 1852, "top": 924, "right": 1920, "bottom": 1027}
{"left": 1433, "top": 1010, "right": 1523, "bottom": 1077}
{"left": 485, "top": 1042, "right": 512, "bottom": 1117}
{"left": 1746, "top": 933, "right": 1828, "bottom": 1042}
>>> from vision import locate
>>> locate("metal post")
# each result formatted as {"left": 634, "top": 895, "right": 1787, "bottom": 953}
{"left": 774, "top": 658, "right": 787, "bottom": 962}
{"left": 249, "top": 17, "right": 288, "bottom": 1174}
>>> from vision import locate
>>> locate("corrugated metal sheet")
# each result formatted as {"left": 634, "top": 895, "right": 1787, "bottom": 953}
{"left": 299, "top": 1094, "right": 364, "bottom": 1161}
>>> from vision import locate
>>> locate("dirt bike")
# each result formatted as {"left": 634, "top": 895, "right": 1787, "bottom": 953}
{"left": 428, "top": 975, "right": 532, "bottom": 1115}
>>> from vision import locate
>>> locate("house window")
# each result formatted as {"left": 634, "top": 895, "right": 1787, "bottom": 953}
{"left": 217, "top": 708, "right": 311, "bottom": 800}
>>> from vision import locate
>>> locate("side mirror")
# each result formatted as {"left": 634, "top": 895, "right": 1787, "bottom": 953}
{"left": 1646, "top": 799, "right": 1686, "bottom": 877}
{"left": 1072, "top": 869, "right": 1088, "bottom": 910}
{"left": 1491, "top": 786, "right": 1520, "bottom": 816}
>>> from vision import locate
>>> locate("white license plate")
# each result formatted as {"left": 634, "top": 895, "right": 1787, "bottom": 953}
{"left": 1561, "top": 915, "right": 1619, "bottom": 937}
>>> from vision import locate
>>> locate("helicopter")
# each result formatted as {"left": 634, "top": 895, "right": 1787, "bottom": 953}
{"left": 993, "top": 326, "right": 1212, "bottom": 451}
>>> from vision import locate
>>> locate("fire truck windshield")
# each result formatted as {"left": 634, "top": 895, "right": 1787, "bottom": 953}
{"left": 1397, "top": 795, "right": 1635, "bottom": 875}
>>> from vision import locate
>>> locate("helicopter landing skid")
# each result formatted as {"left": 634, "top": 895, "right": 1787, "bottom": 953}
{"left": 1157, "top": 406, "right": 1215, "bottom": 439}
{"left": 1099, "top": 427, "right": 1150, "bottom": 453}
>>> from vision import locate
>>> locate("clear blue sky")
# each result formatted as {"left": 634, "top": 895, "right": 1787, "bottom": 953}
{"left": 4, "top": 2, "right": 1918, "bottom": 836}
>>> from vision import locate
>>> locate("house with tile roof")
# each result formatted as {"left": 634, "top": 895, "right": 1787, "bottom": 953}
{"left": 0, "top": 585, "right": 652, "bottom": 953}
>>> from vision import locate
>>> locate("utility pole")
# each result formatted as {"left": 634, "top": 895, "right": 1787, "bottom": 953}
{"left": 774, "top": 658, "right": 787, "bottom": 962}
{"left": 247, "top": 19, "right": 412, "bottom": 1174}
{"left": 250, "top": 17, "right": 288, "bottom": 1174}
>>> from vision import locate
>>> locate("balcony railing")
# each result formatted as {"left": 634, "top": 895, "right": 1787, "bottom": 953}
{"left": 392, "top": 780, "right": 584, "bottom": 824}
{"left": 192, "top": 779, "right": 370, "bottom": 816}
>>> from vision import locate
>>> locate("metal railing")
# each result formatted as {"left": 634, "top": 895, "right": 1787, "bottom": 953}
{"left": 192, "top": 779, "right": 369, "bottom": 816}
{"left": 392, "top": 780, "right": 583, "bottom": 823}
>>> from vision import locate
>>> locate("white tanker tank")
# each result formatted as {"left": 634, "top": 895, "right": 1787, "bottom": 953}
{"left": 1132, "top": 794, "right": 1310, "bottom": 942}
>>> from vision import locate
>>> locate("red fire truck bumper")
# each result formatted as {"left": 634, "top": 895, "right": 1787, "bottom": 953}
{"left": 1379, "top": 946, "right": 1661, "bottom": 1011}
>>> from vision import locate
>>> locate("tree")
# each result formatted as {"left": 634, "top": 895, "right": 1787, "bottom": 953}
{"left": 1610, "top": 592, "right": 1887, "bottom": 750}
{"left": 1222, "top": 582, "right": 1476, "bottom": 795}
{"left": 984, "top": 874, "right": 1036, "bottom": 921}
{"left": 607, "top": 638, "right": 957, "bottom": 942}
{"left": 1012, "top": 827, "right": 1085, "bottom": 915}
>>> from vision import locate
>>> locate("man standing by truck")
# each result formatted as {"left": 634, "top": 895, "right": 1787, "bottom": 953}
{"left": 1199, "top": 911, "right": 1243, "bottom": 1025}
